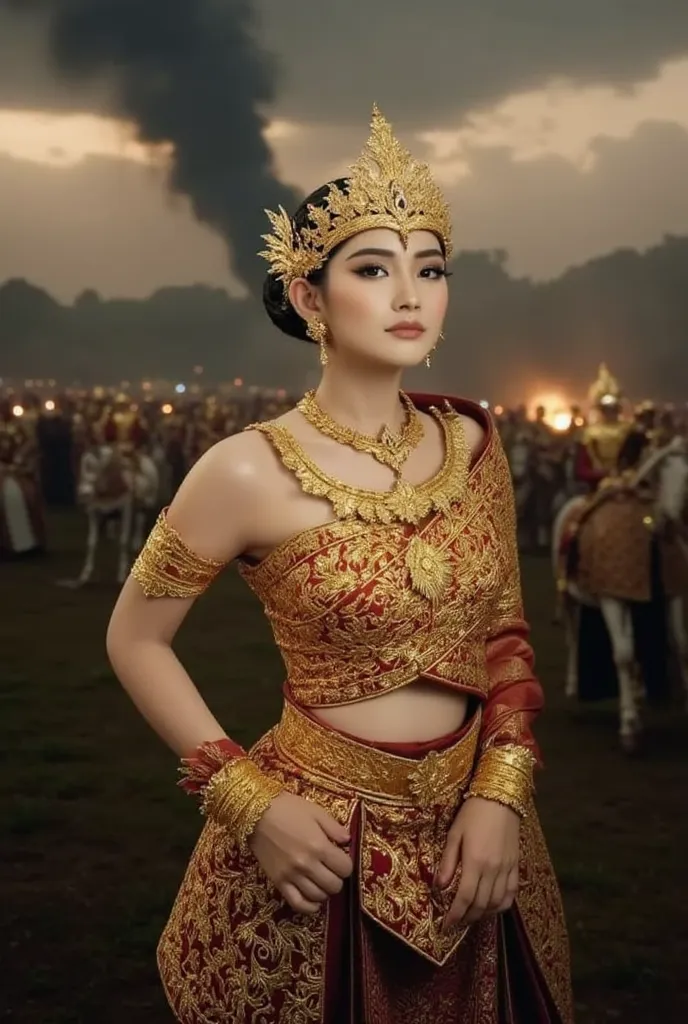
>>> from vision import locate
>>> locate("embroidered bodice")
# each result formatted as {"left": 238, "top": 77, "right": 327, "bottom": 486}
{"left": 238, "top": 397, "right": 522, "bottom": 708}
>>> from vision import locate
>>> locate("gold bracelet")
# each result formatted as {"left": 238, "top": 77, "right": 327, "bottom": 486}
{"left": 201, "top": 757, "right": 284, "bottom": 846}
{"left": 465, "top": 744, "right": 536, "bottom": 819}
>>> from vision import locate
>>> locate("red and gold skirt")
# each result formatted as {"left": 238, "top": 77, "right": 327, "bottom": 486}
{"left": 157, "top": 701, "right": 573, "bottom": 1023}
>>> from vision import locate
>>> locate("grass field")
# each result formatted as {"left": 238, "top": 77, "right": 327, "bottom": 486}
{"left": 2, "top": 510, "right": 687, "bottom": 1023}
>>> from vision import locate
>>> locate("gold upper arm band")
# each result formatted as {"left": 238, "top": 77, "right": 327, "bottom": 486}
{"left": 130, "top": 508, "right": 228, "bottom": 598}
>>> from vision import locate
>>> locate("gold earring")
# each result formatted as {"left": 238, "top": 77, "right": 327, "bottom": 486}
{"left": 306, "top": 316, "right": 327, "bottom": 345}
{"left": 306, "top": 317, "right": 329, "bottom": 365}
{"left": 426, "top": 329, "right": 445, "bottom": 367}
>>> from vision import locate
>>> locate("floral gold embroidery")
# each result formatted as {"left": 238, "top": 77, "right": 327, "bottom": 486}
{"left": 157, "top": 708, "right": 573, "bottom": 1023}
{"left": 405, "top": 536, "right": 452, "bottom": 604}
{"left": 239, "top": 414, "right": 512, "bottom": 708}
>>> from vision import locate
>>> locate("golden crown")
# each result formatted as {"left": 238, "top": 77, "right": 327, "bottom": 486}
{"left": 258, "top": 104, "right": 453, "bottom": 295}
{"left": 588, "top": 363, "right": 622, "bottom": 404}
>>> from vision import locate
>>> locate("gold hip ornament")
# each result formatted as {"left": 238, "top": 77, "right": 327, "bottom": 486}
{"left": 297, "top": 388, "right": 423, "bottom": 473}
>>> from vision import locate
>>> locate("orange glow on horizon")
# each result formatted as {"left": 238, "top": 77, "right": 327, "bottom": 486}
{"left": 528, "top": 391, "right": 572, "bottom": 429}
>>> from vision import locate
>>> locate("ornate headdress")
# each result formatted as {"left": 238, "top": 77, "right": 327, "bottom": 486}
{"left": 259, "top": 105, "right": 452, "bottom": 296}
{"left": 588, "top": 363, "right": 622, "bottom": 406}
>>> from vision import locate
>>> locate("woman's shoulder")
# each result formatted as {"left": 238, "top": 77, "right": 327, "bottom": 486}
{"left": 410, "top": 392, "right": 493, "bottom": 464}
{"left": 165, "top": 430, "right": 289, "bottom": 561}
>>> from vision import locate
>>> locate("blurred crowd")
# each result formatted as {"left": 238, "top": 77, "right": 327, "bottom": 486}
{"left": 0, "top": 368, "right": 685, "bottom": 559}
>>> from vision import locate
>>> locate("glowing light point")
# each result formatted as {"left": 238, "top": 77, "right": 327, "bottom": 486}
{"left": 175, "top": 383, "right": 186, "bottom": 394}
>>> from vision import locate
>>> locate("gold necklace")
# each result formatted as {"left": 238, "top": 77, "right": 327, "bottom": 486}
{"left": 297, "top": 390, "right": 423, "bottom": 472}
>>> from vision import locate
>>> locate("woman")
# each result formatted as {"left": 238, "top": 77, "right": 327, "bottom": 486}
{"left": 107, "top": 106, "right": 573, "bottom": 1023}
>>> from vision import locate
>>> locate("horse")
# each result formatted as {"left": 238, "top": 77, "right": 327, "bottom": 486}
{"left": 552, "top": 437, "right": 688, "bottom": 752}
{"left": 70, "top": 444, "right": 159, "bottom": 585}
{"left": 505, "top": 433, "right": 536, "bottom": 546}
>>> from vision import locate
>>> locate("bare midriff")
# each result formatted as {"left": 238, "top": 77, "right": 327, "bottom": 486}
{"left": 310, "top": 678, "right": 469, "bottom": 743}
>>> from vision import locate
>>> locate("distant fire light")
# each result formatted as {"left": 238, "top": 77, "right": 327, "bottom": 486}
{"left": 44, "top": 400, "right": 56, "bottom": 412}
{"left": 551, "top": 411, "right": 572, "bottom": 432}
{"left": 12, "top": 404, "right": 24, "bottom": 417}
{"left": 529, "top": 391, "right": 571, "bottom": 428}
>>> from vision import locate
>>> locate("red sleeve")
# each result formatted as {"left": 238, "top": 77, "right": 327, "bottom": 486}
{"left": 482, "top": 541, "right": 544, "bottom": 766}
{"left": 177, "top": 737, "right": 246, "bottom": 796}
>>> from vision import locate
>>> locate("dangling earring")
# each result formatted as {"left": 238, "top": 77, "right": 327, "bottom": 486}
{"left": 306, "top": 317, "right": 329, "bottom": 366}
{"left": 425, "top": 330, "right": 445, "bottom": 368}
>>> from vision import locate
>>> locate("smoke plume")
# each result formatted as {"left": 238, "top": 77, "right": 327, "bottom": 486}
{"left": 6, "top": 0, "right": 301, "bottom": 296}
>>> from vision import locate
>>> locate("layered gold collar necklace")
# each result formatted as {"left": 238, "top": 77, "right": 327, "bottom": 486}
{"left": 297, "top": 389, "right": 423, "bottom": 473}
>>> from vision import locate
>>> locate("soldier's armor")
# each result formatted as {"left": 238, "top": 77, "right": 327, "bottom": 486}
{"left": 581, "top": 421, "right": 631, "bottom": 475}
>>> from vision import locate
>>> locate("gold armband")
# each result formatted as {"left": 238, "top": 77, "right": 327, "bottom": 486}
{"left": 201, "top": 758, "right": 284, "bottom": 847}
{"left": 130, "top": 509, "right": 227, "bottom": 598}
{"left": 465, "top": 744, "right": 536, "bottom": 819}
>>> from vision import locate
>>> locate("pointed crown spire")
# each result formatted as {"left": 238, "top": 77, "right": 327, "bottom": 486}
{"left": 259, "top": 105, "right": 452, "bottom": 295}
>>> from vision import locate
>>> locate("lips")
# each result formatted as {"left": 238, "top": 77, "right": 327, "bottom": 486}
{"left": 386, "top": 321, "right": 426, "bottom": 339}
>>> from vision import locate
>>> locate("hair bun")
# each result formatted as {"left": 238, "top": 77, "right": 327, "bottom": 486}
{"left": 261, "top": 179, "right": 350, "bottom": 343}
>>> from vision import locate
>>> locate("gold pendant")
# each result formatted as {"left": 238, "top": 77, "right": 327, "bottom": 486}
{"left": 404, "top": 536, "right": 452, "bottom": 603}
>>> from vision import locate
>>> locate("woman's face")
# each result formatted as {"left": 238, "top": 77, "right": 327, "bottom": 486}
{"left": 292, "top": 228, "right": 449, "bottom": 370}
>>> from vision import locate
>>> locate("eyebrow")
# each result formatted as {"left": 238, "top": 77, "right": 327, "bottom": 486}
{"left": 345, "top": 247, "right": 444, "bottom": 260}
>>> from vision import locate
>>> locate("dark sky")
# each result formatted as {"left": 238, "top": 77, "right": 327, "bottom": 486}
{"left": 0, "top": 1, "right": 687, "bottom": 337}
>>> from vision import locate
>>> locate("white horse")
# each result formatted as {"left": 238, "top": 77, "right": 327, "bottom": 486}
{"left": 552, "top": 438, "right": 688, "bottom": 751}
{"left": 71, "top": 444, "right": 159, "bottom": 585}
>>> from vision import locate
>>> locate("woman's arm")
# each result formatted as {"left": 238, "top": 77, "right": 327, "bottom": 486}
{"left": 106, "top": 432, "right": 354, "bottom": 907}
{"left": 466, "top": 437, "right": 543, "bottom": 816}
{"left": 106, "top": 434, "right": 258, "bottom": 757}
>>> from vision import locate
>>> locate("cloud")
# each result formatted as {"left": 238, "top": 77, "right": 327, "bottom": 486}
{"left": 3, "top": 1, "right": 688, "bottom": 127}
{"left": 255, "top": 0, "right": 688, "bottom": 124}
{"left": 442, "top": 119, "right": 688, "bottom": 280}
{"left": 0, "top": 151, "right": 235, "bottom": 301}
{"left": 2, "top": 118, "right": 687, "bottom": 306}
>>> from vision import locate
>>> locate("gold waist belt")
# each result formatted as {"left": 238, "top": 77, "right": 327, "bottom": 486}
{"left": 272, "top": 700, "right": 481, "bottom": 808}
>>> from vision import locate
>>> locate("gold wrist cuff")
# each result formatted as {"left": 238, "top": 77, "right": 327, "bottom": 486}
{"left": 201, "top": 758, "right": 284, "bottom": 846}
{"left": 131, "top": 509, "right": 227, "bottom": 598}
{"left": 466, "top": 744, "right": 536, "bottom": 818}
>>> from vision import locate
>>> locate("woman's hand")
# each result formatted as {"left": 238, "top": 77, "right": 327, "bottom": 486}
{"left": 248, "top": 792, "right": 354, "bottom": 915}
{"left": 434, "top": 797, "right": 520, "bottom": 932}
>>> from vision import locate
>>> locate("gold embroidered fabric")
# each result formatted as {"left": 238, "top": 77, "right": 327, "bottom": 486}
{"left": 273, "top": 700, "right": 481, "bottom": 810}
{"left": 240, "top": 406, "right": 513, "bottom": 708}
{"left": 157, "top": 702, "right": 574, "bottom": 1024}
{"left": 131, "top": 509, "right": 227, "bottom": 598}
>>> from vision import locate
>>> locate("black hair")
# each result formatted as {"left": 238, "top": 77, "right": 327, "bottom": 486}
{"left": 262, "top": 180, "right": 347, "bottom": 343}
